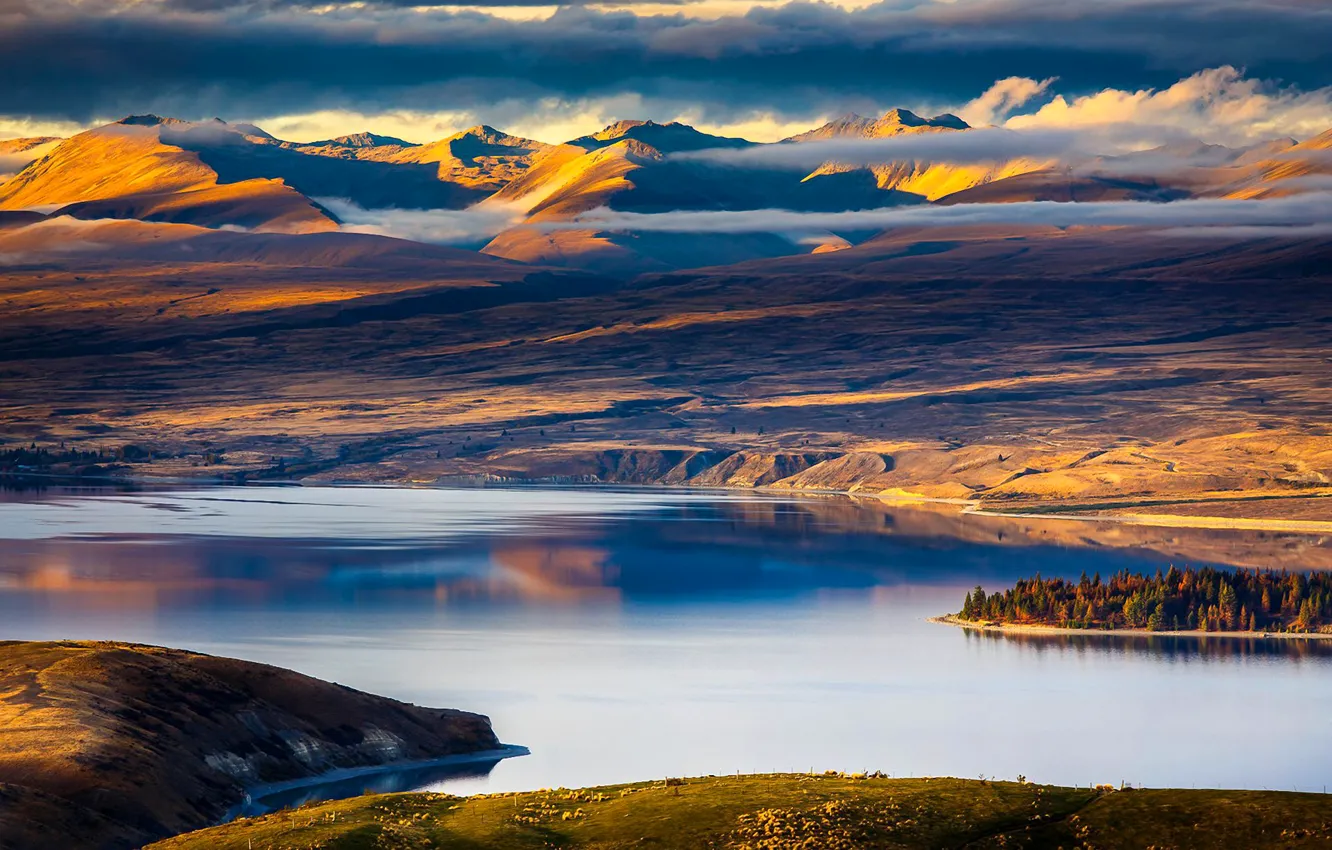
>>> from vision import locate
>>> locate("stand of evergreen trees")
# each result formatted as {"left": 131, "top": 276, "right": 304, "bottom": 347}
{"left": 959, "top": 567, "right": 1332, "bottom": 633}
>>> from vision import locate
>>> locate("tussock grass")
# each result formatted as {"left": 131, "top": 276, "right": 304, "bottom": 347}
{"left": 148, "top": 773, "right": 1332, "bottom": 849}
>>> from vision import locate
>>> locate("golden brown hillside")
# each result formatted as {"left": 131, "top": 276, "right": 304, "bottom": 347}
{"left": 4, "top": 217, "right": 1332, "bottom": 530}
{"left": 784, "top": 108, "right": 969, "bottom": 142}
{"left": 0, "top": 641, "right": 502, "bottom": 850}
{"left": 0, "top": 120, "right": 217, "bottom": 209}
{"left": 0, "top": 137, "right": 61, "bottom": 181}
{"left": 388, "top": 125, "right": 552, "bottom": 193}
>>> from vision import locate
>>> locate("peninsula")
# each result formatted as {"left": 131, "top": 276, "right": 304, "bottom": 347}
{"left": 0, "top": 641, "right": 512, "bottom": 850}
{"left": 941, "top": 567, "right": 1332, "bottom": 638}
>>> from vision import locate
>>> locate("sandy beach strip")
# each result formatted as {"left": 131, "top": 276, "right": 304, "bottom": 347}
{"left": 929, "top": 614, "right": 1332, "bottom": 641}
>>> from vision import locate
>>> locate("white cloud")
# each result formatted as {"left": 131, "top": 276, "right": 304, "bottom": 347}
{"left": 678, "top": 111, "right": 831, "bottom": 143}
{"left": 252, "top": 108, "right": 481, "bottom": 145}
{"left": 250, "top": 95, "right": 826, "bottom": 148}
{"left": 679, "top": 126, "right": 1090, "bottom": 169}
{"left": 957, "top": 76, "right": 1056, "bottom": 127}
{"left": 1003, "top": 67, "right": 1332, "bottom": 146}
{"left": 318, "top": 197, "right": 525, "bottom": 244}
{"left": 529, "top": 192, "right": 1332, "bottom": 235}
{"left": 251, "top": 94, "right": 657, "bottom": 145}
{"left": 0, "top": 116, "right": 85, "bottom": 141}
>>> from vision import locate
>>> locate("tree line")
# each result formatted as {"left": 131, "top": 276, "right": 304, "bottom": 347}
{"left": 0, "top": 443, "right": 155, "bottom": 472}
{"left": 959, "top": 566, "right": 1332, "bottom": 633}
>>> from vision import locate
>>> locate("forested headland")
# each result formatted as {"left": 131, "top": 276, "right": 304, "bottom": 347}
{"left": 958, "top": 567, "right": 1332, "bottom": 634}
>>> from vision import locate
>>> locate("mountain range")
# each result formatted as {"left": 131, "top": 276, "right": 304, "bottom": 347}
{"left": 3, "top": 107, "right": 1332, "bottom": 513}
{"left": 3, "top": 109, "right": 1328, "bottom": 274}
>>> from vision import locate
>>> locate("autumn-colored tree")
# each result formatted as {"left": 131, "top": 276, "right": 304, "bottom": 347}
{"left": 958, "top": 567, "right": 1331, "bottom": 634}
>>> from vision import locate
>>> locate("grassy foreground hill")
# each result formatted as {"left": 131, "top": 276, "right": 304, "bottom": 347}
{"left": 149, "top": 773, "right": 1332, "bottom": 850}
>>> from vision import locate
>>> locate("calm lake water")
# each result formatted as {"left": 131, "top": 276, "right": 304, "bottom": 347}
{"left": 2, "top": 483, "right": 1331, "bottom": 798}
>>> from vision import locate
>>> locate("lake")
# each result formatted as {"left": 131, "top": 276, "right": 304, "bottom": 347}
{"left": 2, "top": 483, "right": 1331, "bottom": 799}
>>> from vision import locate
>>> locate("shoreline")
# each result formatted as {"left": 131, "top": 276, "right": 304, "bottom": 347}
{"left": 962, "top": 504, "right": 1332, "bottom": 534}
{"left": 8, "top": 468, "right": 1332, "bottom": 536}
{"left": 224, "top": 744, "right": 530, "bottom": 820}
{"left": 928, "top": 614, "right": 1332, "bottom": 641}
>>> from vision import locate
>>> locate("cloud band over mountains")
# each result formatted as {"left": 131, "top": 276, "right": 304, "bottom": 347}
{"left": 544, "top": 194, "right": 1332, "bottom": 235}
{"left": 315, "top": 192, "right": 1332, "bottom": 246}
{"left": 680, "top": 128, "right": 1090, "bottom": 169}
{"left": 3, "top": 0, "right": 1332, "bottom": 132}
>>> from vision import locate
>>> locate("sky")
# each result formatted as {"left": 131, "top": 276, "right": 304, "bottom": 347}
{"left": 1, "top": 0, "right": 1331, "bottom": 145}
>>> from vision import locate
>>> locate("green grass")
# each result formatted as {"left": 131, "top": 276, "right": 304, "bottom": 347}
{"left": 145, "top": 773, "right": 1332, "bottom": 850}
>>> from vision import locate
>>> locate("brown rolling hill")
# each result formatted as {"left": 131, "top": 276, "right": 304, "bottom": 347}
{"left": 0, "top": 118, "right": 337, "bottom": 233}
{"left": 479, "top": 134, "right": 812, "bottom": 273}
{"left": 567, "top": 119, "right": 751, "bottom": 152}
{"left": 0, "top": 117, "right": 548, "bottom": 235}
{"left": 479, "top": 119, "right": 900, "bottom": 272}
{"left": 4, "top": 213, "right": 1332, "bottom": 520}
{"left": 150, "top": 119, "right": 481, "bottom": 210}
{"left": 0, "top": 119, "right": 219, "bottom": 209}
{"left": 0, "top": 641, "right": 503, "bottom": 850}
{"left": 285, "top": 125, "right": 553, "bottom": 196}
{"left": 952, "top": 135, "right": 1329, "bottom": 204}
{"left": 1218, "top": 128, "right": 1332, "bottom": 198}
{"left": 787, "top": 108, "right": 1057, "bottom": 201}
{"left": 296, "top": 131, "right": 416, "bottom": 151}
{"left": 55, "top": 179, "right": 337, "bottom": 233}
{"left": 936, "top": 169, "right": 1188, "bottom": 204}
{"left": 386, "top": 125, "right": 552, "bottom": 193}
{"left": 7, "top": 112, "right": 1328, "bottom": 276}
{"left": 784, "top": 108, "right": 969, "bottom": 142}
{"left": 4, "top": 112, "right": 1332, "bottom": 519}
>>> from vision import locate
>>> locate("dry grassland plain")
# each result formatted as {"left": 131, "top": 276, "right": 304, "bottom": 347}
{"left": 2, "top": 221, "right": 1332, "bottom": 533}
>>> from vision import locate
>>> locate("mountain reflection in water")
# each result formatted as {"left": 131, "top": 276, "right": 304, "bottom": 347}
{"left": 2, "top": 485, "right": 1330, "bottom": 612}
{"left": 2, "top": 484, "right": 1332, "bottom": 795}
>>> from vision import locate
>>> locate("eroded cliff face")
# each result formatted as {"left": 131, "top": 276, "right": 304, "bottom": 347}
{"left": 0, "top": 641, "right": 501, "bottom": 850}
{"left": 295, "top": 432, "right": 1332, "bottom": 514}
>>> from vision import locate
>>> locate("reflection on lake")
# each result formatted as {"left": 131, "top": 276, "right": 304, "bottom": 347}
{"left": 230, "top": 750, "right": 521, "bottom": 818}
{"left": 2, "top": 483, "right": 1331, "bottom": 796}
{"left": 962, "top": 628, "right": 1332, "bottom": 661}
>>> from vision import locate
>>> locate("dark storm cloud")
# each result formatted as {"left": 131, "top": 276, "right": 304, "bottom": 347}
{"left": 2, "top": 0, "right": 1331, "bottom": 126}
{"left": 161, "top": 0, "right": 691, "bottom": 9}
{"left": 679, "top": 128, "right": 1092, "bottom": 168}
